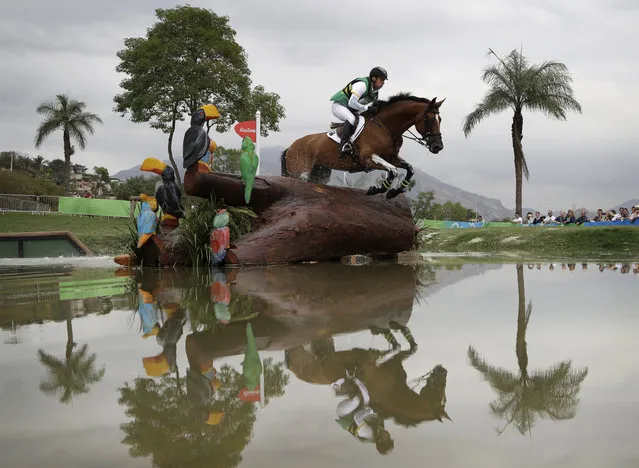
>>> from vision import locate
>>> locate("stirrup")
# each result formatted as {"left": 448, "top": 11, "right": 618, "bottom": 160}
{"left": 340, "top": 142, "right": 353, "bottom": 158}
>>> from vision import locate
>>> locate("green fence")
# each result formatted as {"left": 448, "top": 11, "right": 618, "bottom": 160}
{"left": 58, "top": 197, "right": 132, "bottom": 218}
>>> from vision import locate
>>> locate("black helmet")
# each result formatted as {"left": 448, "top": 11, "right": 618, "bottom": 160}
{"left": 369, "top": 66, "right": 388, "bottom": 80}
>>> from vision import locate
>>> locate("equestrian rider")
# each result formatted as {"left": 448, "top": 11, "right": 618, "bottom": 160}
{"left": 330, "top": 66, "right": 388, "bottom": 157}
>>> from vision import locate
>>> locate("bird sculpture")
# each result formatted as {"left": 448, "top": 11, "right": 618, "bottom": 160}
{"left": 242, "top": 323, "right": 262, "bottom": 392}
{"left": 239, "top": 136, "right": 259, "bottom": 204}
{"left": 210, "top": 267, "right": 231, "bottom": 324}
{"left": 210, "top": 209, "right": 231, "bottom": 265}
{"left": 183, "top": 104, "right": 221, "bottom": 170}
{"left": 139, "top": 158, "right": 185, "bottom": 224}
{"left": 136, "top": 193, "right": 159, "bottom": 248}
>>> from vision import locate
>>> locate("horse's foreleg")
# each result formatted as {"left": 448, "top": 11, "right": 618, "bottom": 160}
{"left": 366, "top": 154, "right": 398, "bottom": 196}
{"left": 386, "top": 157, "right": 414, "bottom": 199}
{"left": 369, "top": 325, "right": 400, "bottom": 350}
{"left": 389, "top": 320, "right": 418, "bottom": 352}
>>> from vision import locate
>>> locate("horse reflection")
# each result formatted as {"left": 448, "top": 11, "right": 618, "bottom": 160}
{"left": 286, "top": 321, "right": 449, "bottom": 453}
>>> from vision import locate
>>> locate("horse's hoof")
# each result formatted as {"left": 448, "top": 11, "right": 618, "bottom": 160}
{"left": 366, "top": 187, "right": 380, "bottom": 195}
{"left": 386, "top": 188, "right": 403, "bottom": 199}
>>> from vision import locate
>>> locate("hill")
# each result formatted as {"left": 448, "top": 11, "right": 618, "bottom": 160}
{"left": 113, "top": 145, "right": 517, "bottom": 220}
{"left": 112, "top": 147, "right": 636, "bottom": 221}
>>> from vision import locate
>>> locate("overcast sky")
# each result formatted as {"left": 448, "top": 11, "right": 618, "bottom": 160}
{"left": 1, "top": 0, "right": 637, "bottom": 209}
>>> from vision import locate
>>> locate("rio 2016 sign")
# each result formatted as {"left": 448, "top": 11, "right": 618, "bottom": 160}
{"left": 234, "top": 121, "right": 256, "bottom": 142}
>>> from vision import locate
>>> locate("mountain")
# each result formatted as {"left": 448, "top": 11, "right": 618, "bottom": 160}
{"left": 113, "top": 145, "right": 518, "bottom": 220}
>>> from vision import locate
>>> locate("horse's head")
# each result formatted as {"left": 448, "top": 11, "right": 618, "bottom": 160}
{"left": 415, "top": 97, "right": 446, "bottom": 154}
{"left": 419, "top": 364, "right": 450, "bottom": 422}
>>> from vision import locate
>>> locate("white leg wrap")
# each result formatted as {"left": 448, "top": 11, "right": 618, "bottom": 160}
{"left": 371, "top": 155, "right": 398, "bottom": 177}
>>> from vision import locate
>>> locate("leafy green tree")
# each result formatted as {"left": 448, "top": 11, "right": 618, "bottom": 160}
{"left": 113, "top": 176, "right": 159, "bottom": 200}
{"left": 94, "top": 166, "right": 110, "bottom": 184}
{"left": 211, "top": 146, "right": 241, "bottom": 174}
{"left": 34, "top": 94, "right": 103, "bottom": 194}
{"left": 463, "top": 48, "right": 582, "bottom": 215}
{"left": 44, "top": 159, "right": 67, "bottom": 186}
{"left": 411, "top": 191, "right": 476, "bottom": 221}
{"left": 114, "top": 6, "right": 286, "bottom": 189}
{"left": 411, "top": 190, "right": 436, "bottom": 219}
{"left": 467, "top": 265, "right": 588, "bottom": 436}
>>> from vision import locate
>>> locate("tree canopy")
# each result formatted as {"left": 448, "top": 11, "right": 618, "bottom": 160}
{"left": 113, "top": 6, "right": 286, "bottom": 182}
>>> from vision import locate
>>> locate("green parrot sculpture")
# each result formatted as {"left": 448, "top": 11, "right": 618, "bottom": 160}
{"left": 239, "top": 136, "right": 259, "bottom": 204}
{"left": 242, "top": 323, "right": 262, "bottom": 391}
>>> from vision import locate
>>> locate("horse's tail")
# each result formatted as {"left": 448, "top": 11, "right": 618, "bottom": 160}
{"left": 280, "top": 148, "right": 289, "bottom": 177}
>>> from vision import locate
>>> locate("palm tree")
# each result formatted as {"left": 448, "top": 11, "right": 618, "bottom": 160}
{"left": 462, "top": 48, "right": 582, "bottom": 215}
{"left": 467, "top": 264, "right": 588, "bottom": 436}
{"left": 34, "top": 94, "right": 103, "bottom": 194}
{"left": 37, "top": 316, "right": 105, "bottom": 404}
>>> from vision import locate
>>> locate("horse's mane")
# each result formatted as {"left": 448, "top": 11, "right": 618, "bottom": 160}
{"left": 375, "top": 92, "right": 431, "bottom": 109}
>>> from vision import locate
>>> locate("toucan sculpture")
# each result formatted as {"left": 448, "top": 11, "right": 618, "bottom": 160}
{"left": 140, "top": 158, "right": 185, "bottom": 224}
{"left": 136, "top": 193, "right": 159, "bottom": 248}
{"left": 183, "top": 104, "right": 221, "bottom": 170}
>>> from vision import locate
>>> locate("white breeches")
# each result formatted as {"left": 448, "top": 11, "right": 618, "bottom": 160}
{"left": 331, "top": 102, "right": 357, "bottom": 125}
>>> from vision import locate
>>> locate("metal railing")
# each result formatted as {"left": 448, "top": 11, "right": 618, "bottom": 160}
{"left": 0, "top": 194, "right": 59, "bottom": 214}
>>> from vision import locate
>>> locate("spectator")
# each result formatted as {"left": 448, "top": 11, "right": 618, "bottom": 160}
{"left": 563, "top": 209, "right": 576, "bottom": 224}
{"left": 524, "top": 212, "right": 534, "bottom": 224}
{"left": 575, "top": 209, "right": 589, "bottom": 225}
{"left": 532, "top": 211, "right": 543, "bottom": 224}
{"left": 543, "top": 210, "right": 558, "bottom": 224}
{"left": 512, "top": 212, "right": 523, "bottom": 224}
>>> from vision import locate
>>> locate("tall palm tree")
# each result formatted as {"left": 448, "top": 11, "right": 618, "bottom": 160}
{"left": 467, "top": 264, "right": 588, "bottom": 436}
{"left": 34, "top": 94, "right": 103, "bottom": 194}
{"left": 462, "top": 48, "right": 582, "bottom": 215}
{"left": 37, "top": 316, "right": 105, "bottom": 404}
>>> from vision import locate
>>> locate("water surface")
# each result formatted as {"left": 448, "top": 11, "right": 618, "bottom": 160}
{"left": 0, "top": 261, "right": 637, "bottom": 467}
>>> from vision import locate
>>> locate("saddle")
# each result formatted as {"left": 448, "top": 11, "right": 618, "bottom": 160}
{"left": 328, "top": 116, "right": 366, "bottom": 140}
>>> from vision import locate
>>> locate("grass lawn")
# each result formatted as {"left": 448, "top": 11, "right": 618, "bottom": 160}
{"left": 416, "top": 225, "right": 639, "bottom": 262}
{"left": 0, "top": 212, "right": 133, "bottom": 255}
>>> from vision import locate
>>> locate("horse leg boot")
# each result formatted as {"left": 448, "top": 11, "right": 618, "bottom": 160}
{"left": 338, "top": 121, "right": 354, "bottom": 158}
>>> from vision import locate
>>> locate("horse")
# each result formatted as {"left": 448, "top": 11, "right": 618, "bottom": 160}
{"left": 284, "top": 321, "right": 450, "bottom": 427}
{"left": 280, "top": 93, "right": 445, "bottom": 199}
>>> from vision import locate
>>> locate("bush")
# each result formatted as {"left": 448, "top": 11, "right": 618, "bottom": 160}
{"left": 0, "top": 170, "right": 65, "bottom": 195}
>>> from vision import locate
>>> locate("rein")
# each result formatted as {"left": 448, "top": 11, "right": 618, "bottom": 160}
{"left": 370, "top": 107, "right": 440, "bottom": 151}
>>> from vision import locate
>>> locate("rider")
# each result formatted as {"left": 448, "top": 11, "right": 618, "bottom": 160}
{"left": 330, "top": 66, "right": 388, "bottom": 157}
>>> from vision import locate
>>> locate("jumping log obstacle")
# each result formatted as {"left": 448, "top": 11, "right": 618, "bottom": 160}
{"left": 184, "top": 167, "right": 415, "bottom": 265}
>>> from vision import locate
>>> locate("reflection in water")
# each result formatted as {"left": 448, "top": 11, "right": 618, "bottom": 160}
{"left": 120, "top": 266, "right": 292, "bottom": 467}
{"left": 118, "top": 262, "right": 442, "bottom": 463}
{"left": 286, "top": 326, "right": 449, "bottom": 455}
{"left": 37, "top": 302, "right": 105, "bottom": 404}
{"left": 468, "top": 264, "right": 589, "bottom": 436}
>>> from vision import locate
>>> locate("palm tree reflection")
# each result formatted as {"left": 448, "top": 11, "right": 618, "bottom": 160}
{"left": 467, "top": 264, "right": 588, "bottom": 436}
{"left": 37, "top": 312, "right": 105, "bottom": 404}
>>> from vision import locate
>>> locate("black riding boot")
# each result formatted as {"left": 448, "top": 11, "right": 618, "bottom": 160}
{"left": 339, "top": 121, "right": 354, "bottom": 158}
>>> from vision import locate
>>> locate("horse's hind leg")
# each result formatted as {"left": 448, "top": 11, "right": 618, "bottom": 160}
{"left": 309, "top": 165, "right": 332, "bottom": 185}
{"left": 366, "top": 155, "right": 397, "bottom": 195}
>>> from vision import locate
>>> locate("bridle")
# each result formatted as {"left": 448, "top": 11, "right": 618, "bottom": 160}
{"left": 404, "top": 108, "right": 442, "bottom": 150}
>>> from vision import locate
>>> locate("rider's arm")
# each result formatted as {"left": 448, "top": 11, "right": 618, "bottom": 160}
{"left": 347, "top": 81, "right": 370, "bottom": 112}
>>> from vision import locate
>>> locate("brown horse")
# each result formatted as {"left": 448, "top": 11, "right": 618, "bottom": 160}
{"left": 285, "top": 322, "right": 450, "bottom": 428}
{"left": 280, "top": 93, "right": 446, "bottom": 198}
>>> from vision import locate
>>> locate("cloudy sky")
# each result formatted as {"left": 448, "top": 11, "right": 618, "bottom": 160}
{"left": 1, "top": 0, "right": 637, "bottom": 210}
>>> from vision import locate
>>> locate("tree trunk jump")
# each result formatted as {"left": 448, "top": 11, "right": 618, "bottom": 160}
{"left": 184, "top": 166, "right": 415, "bottom": 265}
